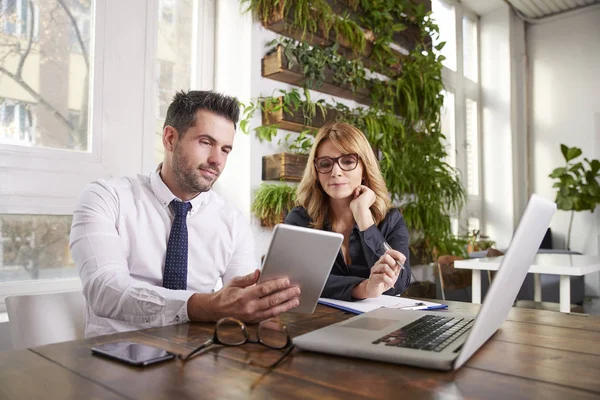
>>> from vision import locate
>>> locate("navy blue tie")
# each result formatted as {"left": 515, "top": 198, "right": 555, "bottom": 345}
{"left": 163, "top": 200, "right": 192, "bottom": 290}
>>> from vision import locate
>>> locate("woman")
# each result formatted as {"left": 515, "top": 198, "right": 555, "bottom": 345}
{"left": 285, "top": 122, "right": 410, "bottom": 301}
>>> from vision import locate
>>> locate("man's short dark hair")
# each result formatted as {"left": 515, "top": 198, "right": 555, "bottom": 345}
{"left": 163, "top": 90, "right": 240, "bottom": 136}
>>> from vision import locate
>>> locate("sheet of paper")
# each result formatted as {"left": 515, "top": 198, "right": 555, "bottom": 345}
{"left": 318, "top": 295, "right": 446, "bottom": 314}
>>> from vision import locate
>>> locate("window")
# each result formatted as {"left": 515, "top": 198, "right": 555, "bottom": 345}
{"left": 0, "top": 215, "right": 75, "bottom": 283}
{"left": 432, "top": 0, "right": 481, "bottom": 235}
{"left": 0, "top": 0, "right": 216, "bottom": 311}
{"left": 0, "top": 0, "right": 93, "bottom": 307}
{"left": 462, "top": 16, "right": 478, "bottom": 83}
{"left": 0, "top": 99, "right": 34, "bottom": 145}
{"left": 1, "top": 0, "right": 34, "bottom": 37}
{"left": 465, "top": 98, "right": 479, "bottom": 196}
{"left": 432, "top": 0, "right": 456, "bottom": 71}
{"left": 441, "top": 90, "right": 456, "bottom": 170}
{"left": 0, "top": 0, "right": 91, "bottom": 151}
{"left": 154, "top": 0, "right": 195, "bottom": 164}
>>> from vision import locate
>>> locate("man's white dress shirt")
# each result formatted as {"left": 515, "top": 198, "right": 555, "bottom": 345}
{"left": 70, "top": 170, "right": 257, "bottom": 337}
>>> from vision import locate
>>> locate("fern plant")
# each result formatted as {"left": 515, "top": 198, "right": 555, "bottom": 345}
{"left": 252, "top": 183, "right": 298, "bottom": 227}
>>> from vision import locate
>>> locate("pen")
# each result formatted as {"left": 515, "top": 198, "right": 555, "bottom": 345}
{"left": 383, "top": 241, "right": 404, "bottom": 271}
{"left": 395, "top": 302, "right": 425, "bottom": 309}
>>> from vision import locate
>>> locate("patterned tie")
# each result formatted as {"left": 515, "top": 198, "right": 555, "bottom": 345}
{"left": 163, "top": 200, "right": 192, "bottom": 290}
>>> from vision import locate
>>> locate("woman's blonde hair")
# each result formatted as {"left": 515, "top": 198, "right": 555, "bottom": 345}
{"left": 296, "top": 122, "right": 392, "bottom": 229}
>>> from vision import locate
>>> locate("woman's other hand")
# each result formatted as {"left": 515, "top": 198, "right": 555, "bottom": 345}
{"left": 351, "top": 252, "right": 403, "bottom": 299}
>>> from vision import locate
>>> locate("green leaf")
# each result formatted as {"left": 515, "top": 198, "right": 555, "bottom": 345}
{"left": 566, "top": 146, "right": 582, "bottom": 162}
{"left": 556, "top": 197, "right": 573, "bottom": 211}
{"left": 560, "top": 144, "right": 569, "bottom": 160}
{"left": 569, "top": 162, "right": 584, "bottom": 174}
{"left": 239, "top": 120, "right": 249, "bottom": 135}
{"left": 549, "top": 167, "right": 566, "bottom": 178}
{"left": 589, "top": 159, "right": 600, "bottom": 175}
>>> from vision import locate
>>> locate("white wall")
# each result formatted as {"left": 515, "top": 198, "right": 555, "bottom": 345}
{"left": 528, "top": 5, "right": 600, "bottom": 295}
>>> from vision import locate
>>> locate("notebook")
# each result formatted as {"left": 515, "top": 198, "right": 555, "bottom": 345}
{"left": 293, "top": 194, "right": 556, "bottom": 370}
{"left": 318, "top": 296, "right": 447, "bottom": 314}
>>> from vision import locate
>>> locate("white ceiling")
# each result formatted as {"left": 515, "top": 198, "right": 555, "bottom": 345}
{"left": 507, "top": 0, "right": 600, "bottom": 19}
{"left": 460, "top": 0, "right": 600, "bottom": 19}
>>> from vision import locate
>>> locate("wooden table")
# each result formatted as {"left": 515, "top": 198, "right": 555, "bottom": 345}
{"left": 2, "top": 301, "right": 600, "bottom": 399}
{"left": 455, "top": 254, "right": 600, "bottom": 313}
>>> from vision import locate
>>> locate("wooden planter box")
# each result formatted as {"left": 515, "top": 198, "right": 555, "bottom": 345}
{"left": 262, "top": 45, "right": 372, "bottom": 106}
{"left": 260, "top": 212, "right": 286, "bottom": 227}
{"left": 261, "top": 97, "right": 338, "bottom": 133}
{"left": 264, "top": 5, "right": 404, "bottom": 77}
{"left": 262, "top": 153, "right": 309, "bottom": 181}
{"left": 327, "top": 0, "right": 431, "bottom": 53}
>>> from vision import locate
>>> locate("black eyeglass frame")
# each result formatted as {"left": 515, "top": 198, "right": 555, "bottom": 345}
{"left": 313, "top": 153, "right": 360, "bottom": 174}
{"left": 179, "top": 317, "right": 294, "bottom": 369}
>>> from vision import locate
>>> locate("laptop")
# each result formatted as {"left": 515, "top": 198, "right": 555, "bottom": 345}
{"left": 293, "top": 194, "right": 556, "bottom": 370}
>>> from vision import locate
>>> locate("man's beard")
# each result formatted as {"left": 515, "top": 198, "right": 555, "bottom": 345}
{"left": 172, "top": 146, "right": 220, "bottom": 194}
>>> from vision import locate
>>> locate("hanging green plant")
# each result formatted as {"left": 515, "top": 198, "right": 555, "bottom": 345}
{"left": 242, "top": 0, "right": 367, "bottom": 54}
{"left": 269, "top": 38, "right": 369, "bottom": 93}
{"left": 242, "top": 0, "right": 466, "bottom": 259}
{"left": 252, "top": 183, "right": 298, "bottom": 227}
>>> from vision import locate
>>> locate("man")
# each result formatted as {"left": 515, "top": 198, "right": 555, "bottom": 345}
{"left": 70, "top": 90, "right": 300, "bottom": 337}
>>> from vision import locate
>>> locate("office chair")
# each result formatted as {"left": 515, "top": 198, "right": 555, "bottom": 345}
{"left": 5, "top": 290, "right": 85, "bottom": 350}
{"left": 435, "top": 255, "right": 469, "bottom": 301}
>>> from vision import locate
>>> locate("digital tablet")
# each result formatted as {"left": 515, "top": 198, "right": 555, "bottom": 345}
{"left": 258, "top": 224, "right": 343, "bottom": 314}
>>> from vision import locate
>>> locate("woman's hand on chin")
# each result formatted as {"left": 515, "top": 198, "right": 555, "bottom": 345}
{"left": 349, "top": 185, "right": 376, "bottom": 230}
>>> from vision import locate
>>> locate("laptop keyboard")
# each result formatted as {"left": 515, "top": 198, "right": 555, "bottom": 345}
{"left": 372, "top": 315, "right": 474, "bottom": 352}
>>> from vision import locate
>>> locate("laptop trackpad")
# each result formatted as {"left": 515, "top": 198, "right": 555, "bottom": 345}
{"left": 342, "top": 318, "right": 398, "bottom": 331}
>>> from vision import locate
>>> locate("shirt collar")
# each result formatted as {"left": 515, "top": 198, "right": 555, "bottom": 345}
{"left": 150, "top": 167, "right": 208, "bottom": 213}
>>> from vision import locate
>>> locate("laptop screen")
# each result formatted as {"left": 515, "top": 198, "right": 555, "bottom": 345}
{"left": 454, "top": 194, "right": 556, "bottom": 369}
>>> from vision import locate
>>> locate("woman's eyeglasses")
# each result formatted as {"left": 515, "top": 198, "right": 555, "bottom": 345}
{"left": 314, "top": 153, "right": 359, "bottom": 174}
{"left": 179, "top": 317, "right": 294, "bottom": 369}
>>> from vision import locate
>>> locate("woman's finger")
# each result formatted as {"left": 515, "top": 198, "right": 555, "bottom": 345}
{"left": 372, "top": 264, "right": 396, "bottom": 280}
{"left": 383, "top": 249, "right": 407, "bottom": 266}
{"left": 381, "top": 274, "right": 395, "bottom": 291}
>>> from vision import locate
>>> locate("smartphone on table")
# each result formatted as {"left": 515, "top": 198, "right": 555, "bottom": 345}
{"left": 91, "top": 341, "right": 175, "bottom": 366}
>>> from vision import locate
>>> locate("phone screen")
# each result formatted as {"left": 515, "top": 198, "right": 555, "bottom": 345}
{"left": 91, "top": 341, "right": 175, "bottom": 366}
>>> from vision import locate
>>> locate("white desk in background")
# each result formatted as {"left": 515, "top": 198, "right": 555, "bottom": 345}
{"left": 454, "top": 254, "right": 600, "bottom": 313}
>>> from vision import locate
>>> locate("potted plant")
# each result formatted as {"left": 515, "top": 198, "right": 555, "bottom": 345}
{"left": 464, "top": 229, "right": 495, "bottom": 253}
{"left": 549, "top": 144, "right": 600, "bottom": 250}
{"left": 251, "top": 183, "right": 298, "bottom": 227}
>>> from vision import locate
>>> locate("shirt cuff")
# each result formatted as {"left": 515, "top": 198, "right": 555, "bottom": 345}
{"left": 167, "top": 290, "right": 195, "bottom": 324}
{"left": 360, "top": 224, "right": 386, "bottom": 255}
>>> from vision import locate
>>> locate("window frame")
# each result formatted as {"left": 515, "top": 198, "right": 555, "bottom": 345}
{"left": 435, "top": 0, "right": 483, "bottom": 235}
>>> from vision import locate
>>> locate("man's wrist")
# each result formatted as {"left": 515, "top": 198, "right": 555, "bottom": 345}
{"left": 187, "top": 292, "right": 218, "bottom": 322}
